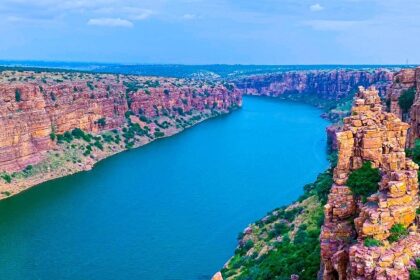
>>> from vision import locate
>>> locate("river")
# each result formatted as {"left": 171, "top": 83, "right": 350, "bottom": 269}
{"left": 0, "top": 96, "right": 329, "bottom": 280}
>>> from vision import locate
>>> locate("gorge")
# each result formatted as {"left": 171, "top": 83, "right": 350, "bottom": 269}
{"left": 0, "top": 66, "right": 419, "bottom": 280}
{"left": 0, "top": 96, "right": 329, "bottom": 280}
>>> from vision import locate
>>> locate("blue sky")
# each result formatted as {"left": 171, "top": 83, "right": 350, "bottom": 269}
{"left": 0, "top": 0, "right": 419, "bottom": 64}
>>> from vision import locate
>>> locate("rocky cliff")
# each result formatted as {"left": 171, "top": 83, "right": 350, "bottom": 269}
{"left": 234, "top": 70, "right": 393, "bottom": 100}
{"left": 321, "top": 86, "right": 419, "bottom": 279}
{"left": 388, "top": 67, "right": 420, "bottom": 147}
{"left": 0, "top": 70, "right": 241, "bottom": 197}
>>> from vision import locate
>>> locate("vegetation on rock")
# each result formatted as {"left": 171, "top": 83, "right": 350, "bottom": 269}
{"left": 398, "top": 87, "right": 416, "bottom": 114}
{"left": 364, "top": 237, "right": 383, "bottom": 247}
{"left": 410, "top": 259, "right": 420, "bottom": 280}
{"left": 388, "top": 223, "right": 409, "bottom": 243}
{"left": 346, "top": 161, "right": 381, "bottom": 199}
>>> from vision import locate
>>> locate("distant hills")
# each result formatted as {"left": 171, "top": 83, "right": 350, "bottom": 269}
{"left": 0, "top": 60, "right": 415, "bottom": 79}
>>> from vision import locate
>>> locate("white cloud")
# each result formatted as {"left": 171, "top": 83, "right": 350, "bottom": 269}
{"left": 309, "top": 3, "right": 324, "bottom": 12}
{"left": 87, "top": 18, "right": 133, "bottom": 27}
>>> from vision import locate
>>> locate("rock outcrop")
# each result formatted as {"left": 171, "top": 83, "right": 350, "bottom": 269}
{"left": 0, "top": 70, "right": 241, "bottom": 183}
{"left": 388, "top": 67, "right": 420, "bottom": 147}
{"left": 321, "top": 86, "right": 419, "bottom": 279}
{"left": 234, "top": 70, "right": 393, "bottom": 100}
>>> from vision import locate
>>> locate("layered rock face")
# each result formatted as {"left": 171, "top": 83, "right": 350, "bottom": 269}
{"left": 234, "top": 70, "right": 393, "bottom": 99}
{"left": 388, "top": 67, "right": 420, "bottom": 147}
{"left": 0, "top": 71, "right": 241, "bottom": 173}
{"left": 321, "top": 86, "right": 419, "bottom": 279}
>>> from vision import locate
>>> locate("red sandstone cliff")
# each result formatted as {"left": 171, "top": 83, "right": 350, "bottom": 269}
{"left": 234, "top": 70, "right": 394, "bottom": 100}
{"left": 0, "top": 71, "right": 241, "bottom": 175}
{"left": 321, "top": 86, "right": 419, "bottom": 280}
{"left": 388, "top": 67, "right": 420, "bottom": 147}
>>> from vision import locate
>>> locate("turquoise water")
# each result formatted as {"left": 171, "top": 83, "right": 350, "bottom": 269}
{"left": 0, "top": 96, "right": 329, "bottom": 280}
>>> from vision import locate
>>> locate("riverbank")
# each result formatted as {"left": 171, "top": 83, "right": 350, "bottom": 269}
{"left": 0, "top": 108, "right": 235, "bottom": 201}
{"left": 0, "top": 96, "right": 329, "bottom": 280}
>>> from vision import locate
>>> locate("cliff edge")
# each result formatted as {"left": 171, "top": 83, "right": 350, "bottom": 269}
{"left": 321, "top": 86, "right": 420, "bottom": 279}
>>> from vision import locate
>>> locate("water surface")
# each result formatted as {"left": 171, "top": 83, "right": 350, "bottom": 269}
{"left": 0, "top": 96, "right": 329, "bottom": 280}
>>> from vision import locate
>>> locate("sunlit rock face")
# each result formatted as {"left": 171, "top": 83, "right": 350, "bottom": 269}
{"left": 321, "top": 86, "right": 419, "bottom": 280}
{"left": 0, "top": 71, "right": 241, "bottom": 172}
{"left": 234, "top": 69, "right": 393, "bottom": 100}
{"left": 388, "top": 67, "right": 420, "bottom": 147}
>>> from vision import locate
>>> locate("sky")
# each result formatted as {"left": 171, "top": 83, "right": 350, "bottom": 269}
{"left": 0, "top": 0, "right": 419, "bottom": 65}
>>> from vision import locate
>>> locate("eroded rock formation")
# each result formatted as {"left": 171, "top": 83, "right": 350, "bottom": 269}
{"left": 388, "top": 67, "right": 420, "bottom": 147}
{"left": 321, "top": 86, "right": 419, "bottom": 279}
{"left": 234, "top": 70, "right": 393, "bottom": 100}
{"left": 0, "top": 70, "right": 241, "bottom": 174}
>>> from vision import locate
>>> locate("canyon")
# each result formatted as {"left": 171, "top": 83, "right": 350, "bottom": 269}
{"left": 1, "top": 66, "right": 419, "bottom": 280}
{"left": 0, "top": 70, "right": 241, "bottom": 198}
{"left": 234, "top": 69, "right": 393, "bottom": 100}
{"left": 218, "top": 68, "right": 420, "bottom": 280}
{"left": 0, "top": 67, "right": 398, "bottom": 199}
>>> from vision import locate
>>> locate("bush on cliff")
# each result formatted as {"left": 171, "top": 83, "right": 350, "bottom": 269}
{"left": 388, "top": 223, "right": 409, "bottom": 243}
{"left": 398, "top": 87, "right": 416, "bottom": 114}
{"left": 96, "top": 118, "right": 106, "bottom": 127}
{"left": 409, "top": 259, "right": 420, "bottom": 280}
{"left": 346, "top": 161, "right": 381, "bottom": 199}
{"left": 1, "top": 174, "right": 12, "bottom": 184}
{"left": 15, "top": 89, "right": 21, "bottom": 102}
{"left": 364, "top": 237, "right": 383, "bottom": 247}
{"left": 301, "top": 170, "right": 333, "bottom": 204}
{"left": 408, "top": 139, "right": 420, "bottom": 164}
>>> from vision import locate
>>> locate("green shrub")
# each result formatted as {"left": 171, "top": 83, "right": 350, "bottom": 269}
{"left": 346, "top": 161, "right": 381, "bottom": 199}
{"left": 50, "top": 133, "right": 56, "bottom": 141}
{"left": 93, "top": 141, "right": 103, "bottom": 151}
{"left": 273, "top": 222, "right": 289, "bottom": 236}
{"left": 139, "top": 115, "right": 150, "bottom": 123}
{"left": 398, "top": 87, "right": 416, "bottom": 114}
{"left": 97, "top": 118, "right": 106, "bottom": 127}
{"left": 410, "top": 259, "right": 420, "bottom": 280}
{"left": 305, "top": 171, "right": 333, "bottom": 204}
{"left": 15, "top": 89, "right": 21, "bottom": 102}
{"left": 411, "top": 139, "right": 420, "bottom": 164}
{"left": 71, "top": 128, "right": 85, "bottom": 139}
{"left": 154, "top": 131, "right": 165, "bottom": 138}
{"left": 364, "top": 237, "right": 383, "bottom": 247}
{"left": 87, "top": 81, "right": 95, "bottom": 90}
{"left": 281, "top": 206, "right": 303, "bottom": 222}
{"left": 1, "top": 174, "right": 12, "bottom": 184}
{"left": 63, "top": 131, "right": 73, "bottom": 143}
{"left": 388, "top": 223, "right": 408, "bottom": 243}
{"left": 24, "top": 165, "right": 33, "bottom": 172}
{"left": 410, "top": 269, "right": 420, "bottom": 280}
